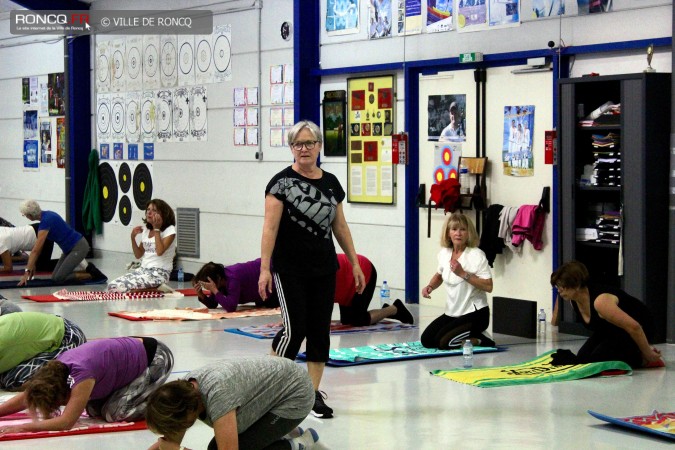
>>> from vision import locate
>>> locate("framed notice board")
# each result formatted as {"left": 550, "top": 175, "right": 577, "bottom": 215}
{"left": 347, "top": 75, "right": 395, "bottom": 204}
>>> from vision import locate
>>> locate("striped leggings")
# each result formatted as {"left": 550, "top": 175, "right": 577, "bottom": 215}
{"left": 107, "top": 267, "right": 171, "bottom": 292}
{"left": 86, "top": 340, "right": 174, "bottom": 422}
{"left": 0, "top": 317, "right": 87, "bottom": 390}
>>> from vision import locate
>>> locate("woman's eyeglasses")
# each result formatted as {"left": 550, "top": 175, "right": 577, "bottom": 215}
{"left": 291, "top": 140, "right": 318, "bottom": 151}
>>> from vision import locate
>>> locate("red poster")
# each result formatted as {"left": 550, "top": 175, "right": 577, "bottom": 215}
{"left": 378, "top": 88, "right": 392, "bottom": 109}
{"left": 351, "top": 90, "right": 365, "bottom": 110}
{"left": 545, "top": 130, "right": 557, "bottom": 165}
{"left": 364, "top": 141, "right": 378, "bottom": 161}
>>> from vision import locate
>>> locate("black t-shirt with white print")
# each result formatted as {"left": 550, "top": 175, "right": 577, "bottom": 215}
{"left": 265, "top": 166, "right": 345, "bottom": 276}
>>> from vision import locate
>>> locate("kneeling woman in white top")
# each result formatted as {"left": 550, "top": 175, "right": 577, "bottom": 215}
{"left": 420, "top": 212, "right": 495, "bottom": 349}
{"left": 107, "top": 199, "right": 176, "bottom": 292}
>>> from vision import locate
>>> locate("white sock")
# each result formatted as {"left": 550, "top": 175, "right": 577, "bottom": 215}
{"left": 289, "top": 428, "right": 319, "bottom": 450}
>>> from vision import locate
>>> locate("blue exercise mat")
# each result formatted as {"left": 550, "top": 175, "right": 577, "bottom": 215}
{"left": 588, "top": 410, "right": 675, "bottom": 441}
{"left": 296, "top": 341, "right": 504, "bottom": 366}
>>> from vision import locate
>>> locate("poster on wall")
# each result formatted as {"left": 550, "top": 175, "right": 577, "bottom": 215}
{"left": 347, "top": 75, "right": 395, "bottom": 204}
{"left": 322, "top": 90, "right": 347, "bottom": 157}
{"left": 489, "top": 0, "right": 520, "bottom": 27}
{"left": 426, "top": 0, "right": 454, "bottom": 32}
{"left": 48, "top": 73, "right": 65, "bottom": 116}
{"left": 427, "top": 94, "right": 466, "bottom": 142}
{"left": 502, "top": 105, "right": 535, "bottom": 177}
{"left": 23, "top": 140, "right": 39, "bottom": 170}
{"left": 456, "top": 1, "right": 488, "bottom": 32}
{"left": 56, "top": 117, "right": 65, "bottom": 168}
{"left": 369, "top": 0, "right": 393, "bottom": 39}
{"left": 400, "top": 0, "right": 422, "bottom": 35}
{"left": 434, "top": 141, "right": 462, "bottom": 185}
{"left": 326, "top": 0, "right": 360, "bottom": 35}
{"left": 522, "top": 0, "right": 565, "bottom": 17}
{"left": 40, "top": 120, "right": 53, "bottom": 164}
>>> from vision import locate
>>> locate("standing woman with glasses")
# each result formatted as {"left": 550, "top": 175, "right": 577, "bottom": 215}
{"left": 259, "top": 120, "right": 365, "bottom": 419}
{"left": 107, "top": 199, "right": 176, "bottom": 292}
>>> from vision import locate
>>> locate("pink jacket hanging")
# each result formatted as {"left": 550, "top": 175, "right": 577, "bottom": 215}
{"left": 511, "top": 205, "right": 546, "bottom": 250}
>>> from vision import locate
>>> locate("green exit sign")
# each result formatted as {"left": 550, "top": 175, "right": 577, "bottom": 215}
{"left": 459, "top": 52, "right": 483, "bottom": 63}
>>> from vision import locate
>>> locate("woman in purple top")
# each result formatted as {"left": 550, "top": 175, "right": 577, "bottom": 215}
{"left": 17, "top": 199, "right": 105, "bottom": 286}
{"left": 192, "top": 259, "right": 280, "bottom": 312}
{"left": 0, "top": 337, "right": 173, "bottom": 435}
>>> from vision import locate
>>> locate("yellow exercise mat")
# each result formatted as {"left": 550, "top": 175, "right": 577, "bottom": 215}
{"left": 431, "top": 350, "right": 632, "bottom": 388}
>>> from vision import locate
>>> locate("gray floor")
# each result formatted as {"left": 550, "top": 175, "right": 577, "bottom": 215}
{"left": 0, "top": 251, "right": 673, "bottom": 450}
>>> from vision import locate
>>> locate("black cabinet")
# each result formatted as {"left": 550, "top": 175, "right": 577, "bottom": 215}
{"left": 557, "top": 73, "right": 670, "bottom": 342}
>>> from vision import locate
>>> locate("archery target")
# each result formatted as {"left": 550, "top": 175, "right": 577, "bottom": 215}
{"left": 179, "top": 41, "right": 194, "bottom": 75}
{"left": 161, "top": 40, "right": 177, "bottom": 78}
{"left": 97, "top": 53, "right": 109, "bottom": 84}
{"left": 112, "top": 49, "right": 124, "bottom": 81}
{"left": 173, "top": 88, "right": 190, "bottom": 141}
{"left": 119, "top": 162, "right": 132, "bottom": 193}
{"left": 144, "top": 43, "right": 159, "bottom": 78}
{"left": 133, "top": 163, "right": 153, "bottom": 210}
{"left": 141, "top": 93, "right": 155, "bottom": 141}
{"left": 118, "top": 195, "right": 132, "bottom": 226}
{"left": 196, "top": 38, "right": 212, "bottom": 73}
{"left": 126, "top": 93, "right": 140, "bottom": 143}
{"left": 97, "top": 96, "right": 111, "bottom": 143}
{"left": 111, "top": 98, "right": 125, "bottom": 138}
{"left": 190, "top": 86, "right": 207, "bottom": 141}
{"left": 99, "top": 162, "right": 117, "bottom": 223}
{"left": 127, "top": 45, "right": 141, "bottom": 81}
{"left": 213, "top": 34, "right": 231, "bottom": 74}
{"left": 434, "top": 142, "right": 461, "bottom": 183}
{"left": 156, "top": 90, "right": 172, "bottom": 141}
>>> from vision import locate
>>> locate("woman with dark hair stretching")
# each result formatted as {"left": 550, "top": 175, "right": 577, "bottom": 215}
{"left": 107, "top": 199, "right": 176, "bottom": 292}
{"left": 193, "top": 259, "right": 280, "bottom": 312}
{"left": 550, "top": 260, "right": 663, "bottom": 368}
{"left": 420, "top": 212, "right": 495, "bottom": 349}
{"left": 145, "top": 356, "right": 318, "bottom": 450}
{"left": 0, "top": 336, "right": 173, "bottom": 435}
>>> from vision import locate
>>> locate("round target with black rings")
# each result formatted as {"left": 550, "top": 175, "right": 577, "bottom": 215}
{"left": 99, "top": 162, "right": 118, "bottom": 223}
{"left": 119, "top": 162, "right": 132, "bottom": 193}
{"left": 133, "top": 163, "right": 153, "bottom": 210}
{"left": 118, "top": 195, "right": 132, "bottom": 226}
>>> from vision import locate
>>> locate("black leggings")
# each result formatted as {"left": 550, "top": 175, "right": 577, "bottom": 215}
{"left": 577, "top": 332, "right": 643, "bottom": 368}
{"left": 272, "top": 271, "right": 335, "bottom": 362}
{"left": 421, "top": 306, "right": 490, "bottom": 349}
{"left": 339, "top": 265, "right": 377, "bottom": 326}
{"left": 207, "top": 412, "right": 301, "bottom": 450}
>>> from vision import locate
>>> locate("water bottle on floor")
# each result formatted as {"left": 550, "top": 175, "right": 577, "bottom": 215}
{"left": 538, "top": 308, "right": 547, "bottom": 336}
{"left": 379, "top": 281, "right": 390, "bottom": 308}
{"left": 463, "top": 339, "right": 474, "bottom": 368}
{"left": 177, "top": 267, "right": 184, "bottom": 289}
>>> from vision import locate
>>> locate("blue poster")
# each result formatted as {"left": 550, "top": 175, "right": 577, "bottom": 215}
{"left": 326, "top": 0, "right": 360, "bottom": 35}
{"left": 23, "top": 140, "right": 39, "bottom": 169}
{"left": 113, "top": 142, "right": 123, "bottom": 160}
{"left": 100, "top": 143, "right": 110, "bottom": 160}
{"left": 143, "top": 143, "right": 154, "bottom": 160}
{"left": 128, "top": 143, "right": 138, "bottom": 160}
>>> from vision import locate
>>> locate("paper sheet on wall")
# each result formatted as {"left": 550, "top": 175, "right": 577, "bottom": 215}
{"left": 283, "top": 84, "right": 294, "bottom": 104}
{"left": 38, "top": 77, "right": 48, "bottom": 116}
{"left": 246, "top": 108, "right": 259, "bottom": 127}
{"left": 283, "top": 64, "right": 294, "bottom": 83}
{"left": 270, "top": 107, "right": 283, "bottom": 127}
{"left": 246, "top": 127, "right": 259, "bottom": 146}
{"left": 141, "top": 91, "right": 156, "bottom": 143}
{"left": 142, "top": 35, "right": 160, "bottom": 90}
{"left": 246, "top": 87, "right": 259, "bottom": 106}
{"left": 160, "top": 35, "right": 178, "bottom": 88}
{"left": 110, "top": 38, "right": 126, "bottom": 93}
{"left": 270, "top": 85, "right": 284, "bottom": 105}
{"left": 233, "top": 108, "right": 246, "bottom": 127}
{"left": 190, "top": 85, "right": 208, "bottom": 141}
{"left": 380, "top": 165, "right": 393, "bottom": 197}
{"left": 125, "top": 92, "right": 141, "bottom": 144}
{"left": 173, "top": 87, "right": 191, "bottom": 142}
{"left": 233, "top": 87, "right": 246, "bottom": 106}
{"left": 350, "top": 165, "right": 363, "bottom": 196}
{"left": 365, "top": 166, "right": 378, "bottom": 196}
{"left": 212, "top": 24, "right": 232, "bottom": 82}
{"left": 155, "top": 89, "right": 173, "bottom": 142}
{"left": 96, "top": 94, "right": 111, "bottom": 144}
{"left": 283, "top": 108, "right": 294, "bottom": 127}
{"left": 96, "top": 40, "right": 111, "bottom": 93}
{"left": 234, "top": 128, "right": 246, "bottom": 145}
{"left": 195, "top": 33, "right": 215, "bottom": 84}
{"left": 270, "top": 65, "right": 283, "bottom": 84}
{"left": 125, "top": 36, "right": 143, "bottom": 92}
{"left": 111, "top": 95, "right": 126, "bottom": 142}
{"left": 270, "top": 128, "right": 284, "bottom": 147}
{"left": 177, "top": 35, "right": 196, "bottom": 87}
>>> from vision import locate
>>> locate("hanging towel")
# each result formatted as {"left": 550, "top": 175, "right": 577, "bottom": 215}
{"left": 511, "top": 205, "right": 546, "bottom": 250}
{"left": 478, "top": 204, "right": 504, "bottom": 267}
{"left": 82, "top": 149, "right": 102, "bottom": 235}
{"left": 498, "top": 206, "right": 521, "bottom": 253}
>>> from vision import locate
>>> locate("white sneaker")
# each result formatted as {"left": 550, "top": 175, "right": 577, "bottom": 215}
{"left": 290, "top": 428, "right": 319, "bottom": 450}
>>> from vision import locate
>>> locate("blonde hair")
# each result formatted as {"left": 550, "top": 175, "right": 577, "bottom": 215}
{"left": 440, "top": 212, "right": 479, "bottom": 248}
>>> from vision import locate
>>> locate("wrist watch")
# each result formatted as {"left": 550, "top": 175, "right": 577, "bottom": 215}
{"left": 463, "top": 273, "right": 471, "bottom": 281}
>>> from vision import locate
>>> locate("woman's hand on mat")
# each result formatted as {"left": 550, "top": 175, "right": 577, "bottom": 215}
{"left": 0, "top": 424, "right": 26, "bottom": 435}
{"left": 642, "top": 346, "right": 662, "bottom": 365}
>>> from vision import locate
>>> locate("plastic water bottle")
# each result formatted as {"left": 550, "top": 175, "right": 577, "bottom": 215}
{"left": 177, "top": 267, "right": 184, "bottom": 288}
{"left": 538, "top": 308, "right": 547, "bottom": 335}
{"left": 379, "top": 280, "right": 390, "bottom": 307}
{"left": 463, "top": 339, "right": 474, "bottom": 368}
{"left": 459, "top": 161, "right": 470, "bottom": 195}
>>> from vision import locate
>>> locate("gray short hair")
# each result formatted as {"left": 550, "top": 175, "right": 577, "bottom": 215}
{"left": 287, "top": 120, "right": 323, "bottom": 147}
{"left": 20, "top": 199, "right": 41, "bottom": 217}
